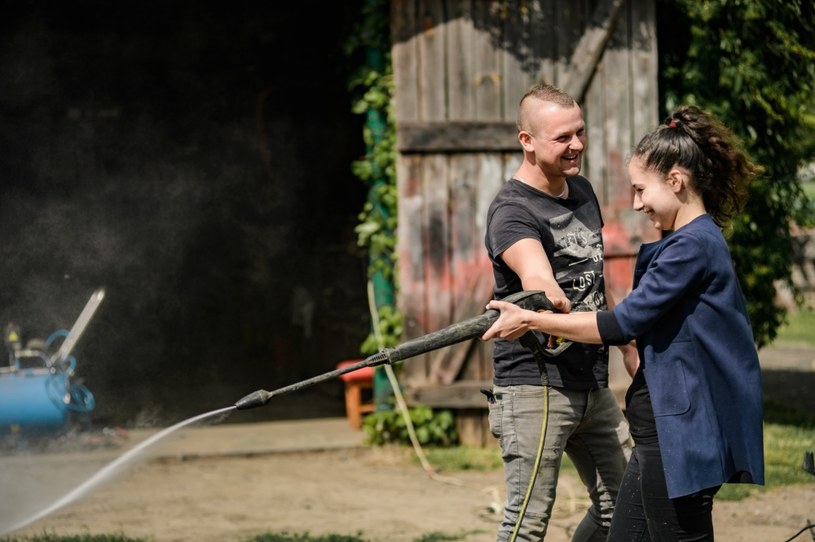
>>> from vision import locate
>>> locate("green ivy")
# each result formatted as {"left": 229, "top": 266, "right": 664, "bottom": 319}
{"left": 345, "top": 0, "right": 402, "bottom": 355}
{"left": 359, "top": 304, "right": 403, "bottom": 353}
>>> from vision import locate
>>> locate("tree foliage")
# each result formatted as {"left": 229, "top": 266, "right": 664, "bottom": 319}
{"left": 658, "top": 0, "right": 815, "bottom": 346}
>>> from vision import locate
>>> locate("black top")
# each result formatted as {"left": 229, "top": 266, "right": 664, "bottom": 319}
{"left": 485, "top": 176, "right": 609, "bottom": 389}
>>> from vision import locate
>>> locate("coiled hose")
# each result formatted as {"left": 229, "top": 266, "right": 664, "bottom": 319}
{"left": 46, "top": 329, "right": 96, "bottom": 413}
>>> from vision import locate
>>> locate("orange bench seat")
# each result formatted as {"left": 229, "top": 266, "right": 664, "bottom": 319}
{"left": 336, "top": 360, "right": 375, "bottom": 429}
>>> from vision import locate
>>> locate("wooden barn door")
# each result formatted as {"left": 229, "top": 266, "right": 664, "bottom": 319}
{"left": 391, "top": 0, "right": 658, "bottom": 445}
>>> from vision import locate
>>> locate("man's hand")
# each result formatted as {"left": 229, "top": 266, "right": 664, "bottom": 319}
{"left": 544, "top": 290, "right": 571, "bottom": 314}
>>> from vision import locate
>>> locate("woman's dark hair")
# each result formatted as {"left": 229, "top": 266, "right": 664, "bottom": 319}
{"left": 632, "top": 105, "right": 760, "bottom": 227}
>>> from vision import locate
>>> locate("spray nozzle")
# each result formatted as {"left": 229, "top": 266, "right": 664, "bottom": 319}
{"left": 235, "top": 389, "right": 273, "bottom": 410}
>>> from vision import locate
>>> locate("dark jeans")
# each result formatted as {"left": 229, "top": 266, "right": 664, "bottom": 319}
{"left": 608, "top": 443, "right": 720, "bottom": 541}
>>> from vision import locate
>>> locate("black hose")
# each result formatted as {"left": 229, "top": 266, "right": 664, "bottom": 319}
{"left": 782, "top": 520, "right": 815, "bottom": 542}
{"left": 235, "top": 290, "right": 554, "bottom": 410}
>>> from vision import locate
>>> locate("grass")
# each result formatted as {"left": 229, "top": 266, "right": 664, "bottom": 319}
{"left": 420, "top": 417, "right": 814, "bottom": 503}
{"left": 718, "top": 403, "right": 815, "bottom": 500}
{"left": 776, "top": 306, "right": 815, "bottom": 346}
{"left": 246, "top": 534, "right": 369, "bottom": 542}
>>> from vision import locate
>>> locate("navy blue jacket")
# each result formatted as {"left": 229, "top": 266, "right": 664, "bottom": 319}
{"left": 597, "top": 214, "right": 764, "bottom": 498}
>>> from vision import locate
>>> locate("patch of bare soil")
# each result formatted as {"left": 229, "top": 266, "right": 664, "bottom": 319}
{"left": 2, "top": 344, "right": 814, "bottom": 542}
{"left": 2, "top": 443, "right": 813, "bottom": 542}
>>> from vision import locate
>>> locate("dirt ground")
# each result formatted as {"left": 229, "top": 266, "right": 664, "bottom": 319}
{"left": 1, "top": 446, "right": 814, "bottom": 542}
{"left": 1, "top": 343, "right": 814, "bottom": 542}
{"left": 0, "top": 426, "right": 813, "bottom": 542}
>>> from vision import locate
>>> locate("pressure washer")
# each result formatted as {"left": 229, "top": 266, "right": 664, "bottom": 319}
{"left": 0, "top": 289, "right": 104, "bottom": 434}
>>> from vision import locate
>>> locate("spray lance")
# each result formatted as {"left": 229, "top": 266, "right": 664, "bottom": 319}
{"left": 234, "top": 289, "right": 555, "bottom": 411}
{"left": 0, "top": 290, "right": 556, "bottom": 538}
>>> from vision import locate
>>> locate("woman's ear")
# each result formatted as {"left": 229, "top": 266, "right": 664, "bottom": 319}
{"left": 667, "top": 168, "right": 688, "bottom": 192}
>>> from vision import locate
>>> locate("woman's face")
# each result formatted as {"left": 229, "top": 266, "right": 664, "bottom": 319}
{"left": 628, "top": 155, "right": 680, "bottom": 231}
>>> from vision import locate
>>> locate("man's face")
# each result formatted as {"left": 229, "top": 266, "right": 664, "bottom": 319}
{"left": 522, "top": 103, "right": 586, "bottom": 180}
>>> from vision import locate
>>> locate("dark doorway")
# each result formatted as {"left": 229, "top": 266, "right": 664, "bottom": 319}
{"left": 0, "top": 1, "right": 371, "bottom": 427}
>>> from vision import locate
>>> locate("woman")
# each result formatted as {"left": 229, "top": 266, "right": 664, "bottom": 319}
{"left": 481, "top": 105, "right": 765, "bottom": 541}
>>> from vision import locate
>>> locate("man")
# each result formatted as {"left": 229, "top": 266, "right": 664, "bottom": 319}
{"left": 484, "top": 83, "right": 636, "bottom": 542}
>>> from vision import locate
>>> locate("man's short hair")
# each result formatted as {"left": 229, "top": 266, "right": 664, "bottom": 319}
{"left": 517, "top": 83, "right": 577, "bottom": 132}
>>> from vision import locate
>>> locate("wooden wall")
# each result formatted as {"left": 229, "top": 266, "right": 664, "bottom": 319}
{"left": 390, "top": 0, "right": 659, "bottom": 444}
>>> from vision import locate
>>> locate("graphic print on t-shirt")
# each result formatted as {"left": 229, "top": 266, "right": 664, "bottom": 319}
{"left": 549, "top": 202, "right": 606, "bottom": 311}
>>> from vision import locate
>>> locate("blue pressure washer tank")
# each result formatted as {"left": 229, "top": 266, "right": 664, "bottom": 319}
{"left": 0, "top": 367, "right": 71, "bottom": 427}
{"left": 0, "top": 346, "right": 95, "bottom": 431}
{"left": 0, "top": 290, "right": 103, "bottom": 432}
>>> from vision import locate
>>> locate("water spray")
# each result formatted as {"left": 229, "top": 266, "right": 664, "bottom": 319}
{"left": 234, "top": 289, "right": 553, "bottom": 411}
{"left": 2, "top": 290, "right": 553, "bottom": 537}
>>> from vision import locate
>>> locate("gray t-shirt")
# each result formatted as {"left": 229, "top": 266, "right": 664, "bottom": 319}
{"left": 485, "top": 176, "right": 609, "bottom": 389}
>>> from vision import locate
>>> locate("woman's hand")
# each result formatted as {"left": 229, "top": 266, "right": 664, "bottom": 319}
{"left": 481, "top": 300, "right": 542, "bottom": 341}
{"left": 619, "top": 342, "right": 640, "bottom": 377}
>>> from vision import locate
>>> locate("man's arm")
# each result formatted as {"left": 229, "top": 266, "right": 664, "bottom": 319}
{"left": 500, "top": 238, "right": 571, "bottom": 313}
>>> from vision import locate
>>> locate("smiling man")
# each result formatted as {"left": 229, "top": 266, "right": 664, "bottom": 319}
{"left": 483, "top": 83, "right": 636, "bottom": 542}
